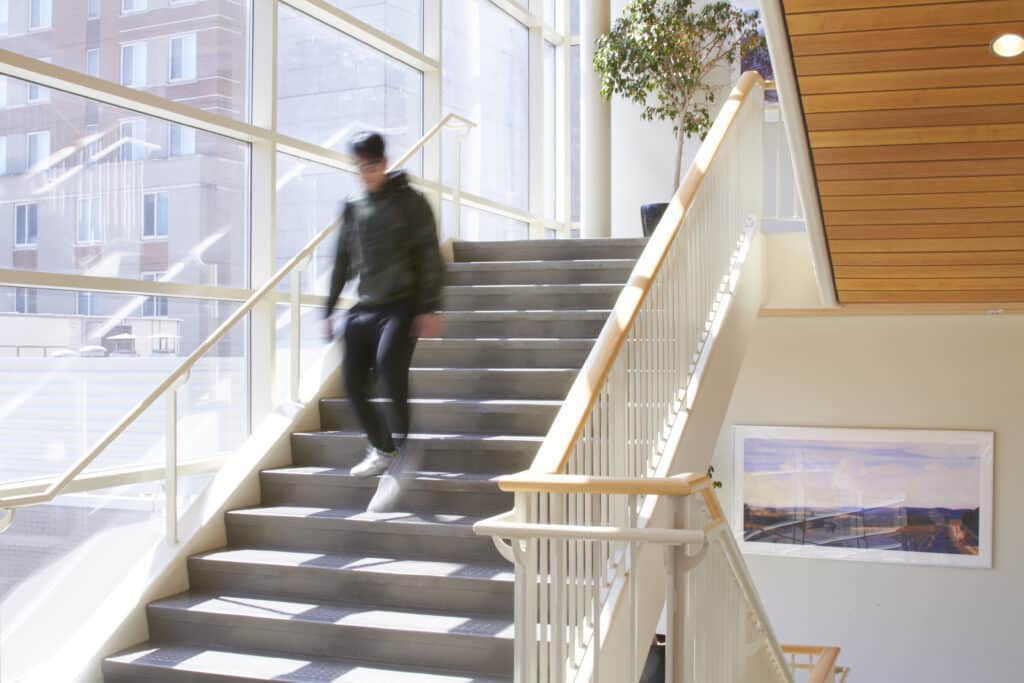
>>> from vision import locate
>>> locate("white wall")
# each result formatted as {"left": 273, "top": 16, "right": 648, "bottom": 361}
{"left": 710, "top": 309, "right": 1024, "bottom": 682}
{"left": 608, "top": 0, "right": 735, "bottom": 238}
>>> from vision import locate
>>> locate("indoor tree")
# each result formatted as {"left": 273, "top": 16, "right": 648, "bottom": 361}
{"left": 594, "top": 0, "right": 764, "bottom": 189}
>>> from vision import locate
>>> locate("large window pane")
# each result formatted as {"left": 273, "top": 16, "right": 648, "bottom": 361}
{"left": 545, "top": 0, "right": 557, "bottom": 28}
{"left": 327, "top": 0, "right": 424, "bottom": 51}
{"left": 0, "top": 2, "right": 250, "bottom": 121}
{"left": 0, "top": 286, "right": 246, "bottom": 485}
{"left": 545, "top": 42, "right": 557, "bottom": 221}
{"left": 0, "top": 475, "right": 211, "bottom": 681}
{"left": 445, "top": 201, "right": 528, "bottom": 242}
{"left": 443, "top": 0, "right": 529, "bottom": 211}
{"left": 0, "top": 77, "right": 250, "bottom": 289}
{"left": 276, "top": 154, "right": 358, "bottom": 296}
{"left": 570, "top": 45, "right": 580, "bottom": 223}
{"left": 277, "top": 5, "right": 424, "bottom": 173}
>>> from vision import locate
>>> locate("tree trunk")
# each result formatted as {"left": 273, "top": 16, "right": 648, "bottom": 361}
{"left": 673, "top": 117, "right": 686, "bottom": 190}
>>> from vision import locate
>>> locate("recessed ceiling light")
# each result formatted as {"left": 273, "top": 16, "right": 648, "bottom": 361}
{"left": 992, "top": 33, "right": 1024, "bottom": 58}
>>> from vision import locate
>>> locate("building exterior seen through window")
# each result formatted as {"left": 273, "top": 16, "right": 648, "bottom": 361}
{"left": 0, "top": 3, "right": 583, "bottom": 592}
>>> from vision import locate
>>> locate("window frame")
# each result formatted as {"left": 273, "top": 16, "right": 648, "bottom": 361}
{"left": 28, "top": 0, "right": 52, "bottom": 32}
{"left": 76, "top": 291, "right": 95, "bottom": 316}
{"left": 121, "top": 0, "right": 147, "bottom": 15}
{"left": 14, "top": 202, "right": 39, "bottom": 248}
{"left": 26, "top": 59, "right": 51, "bottom": 103}
{"left": 168, "top": 32, "right": 198, "bottom": 83}
{"left": 168, "top": 124, "right": 196, "bottom": 157}
{"left": 26, "top": 129, "right": 50, "bottom": 168}
{"left": 86, "top": 48, "right": 100, "bottom": 78}
{"left": 120, "top": 41, "right": 147, "bottom": 88}
{"left": 15, "top": 287, "right": 37, "bottom": 314}
{"left": 142, "top": 190, "right": 169, "bottom": 240}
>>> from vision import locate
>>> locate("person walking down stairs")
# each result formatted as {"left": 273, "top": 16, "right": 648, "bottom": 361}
{"left": 323, "top": 131, "right": 445, "bottom": 511}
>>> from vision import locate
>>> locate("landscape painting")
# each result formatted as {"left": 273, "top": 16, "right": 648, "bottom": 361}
{"left": 734, "top": 426, "right": 993, "bottom": 568}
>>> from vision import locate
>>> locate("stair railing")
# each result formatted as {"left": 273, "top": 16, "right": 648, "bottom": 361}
{"left": 0, "top": 113, "right": 476, "bottom": 540}
{"left": 474, "top": 72, "right": 780, "bottom": 681}
{"left": 475, "top": 473, "right": 793, "bottom": 683}
{"left": 782, "top": 645, "right": 847, "bottom": 683}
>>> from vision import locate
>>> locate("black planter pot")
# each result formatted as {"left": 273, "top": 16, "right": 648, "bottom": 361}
{"left": 640, "top": 202, "right": 669, "bottom": 237}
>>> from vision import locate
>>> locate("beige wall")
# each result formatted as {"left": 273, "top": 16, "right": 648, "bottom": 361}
{"left": 710, "top": 310, "right": 1024, "bottom": 682}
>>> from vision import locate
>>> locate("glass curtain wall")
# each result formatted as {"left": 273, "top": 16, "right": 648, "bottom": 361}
{"left": 0, "top": 3, "right": 581, "bottom": 665}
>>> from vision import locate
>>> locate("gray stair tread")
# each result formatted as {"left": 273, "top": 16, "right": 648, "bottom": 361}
{"left": 106, "top": 643, "right": 512, "bottom": 682}
{"left": 455, "top": 238, "right": 645, "bottom": 248}
{"left": 445, "top": 283, "right": 620, "bottom": 292}
{"left": 440, "top": 310, "right": 610, "bottom": 319}
{"left": 322, "top": 397, "right": 562, "bottom": 408}
{"left": 150, "top": 592, "right": 515, "bottom": 639}
{"left": 294, "top": 430, "right": 544, "bottom": 445}
{"left": 409, "top": 368, "right": 585, "bottom": 374}
{"left": 227, "top": 506, "right": 481, "bottom": 535}
{"left": 262, "top": 467, "right": 502, "bottom": 491}
{"left": 449, "top": 258, "right": 634, "bottom": 268}
{"left": 417, "top": 338, "right": 596, "bottom": 346}
{"left": 193, "top": 547, "right": 514, "bottom": 583}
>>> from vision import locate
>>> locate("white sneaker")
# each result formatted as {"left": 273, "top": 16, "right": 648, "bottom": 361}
{"left": 349, "top": 447, "right": 394, "bottom": 478}
{"left": 366, "top": 448, "right": 422, "bottom": 513}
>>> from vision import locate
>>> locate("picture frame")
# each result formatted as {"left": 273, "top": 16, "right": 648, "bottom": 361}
{"left": 733, "top": 426, "right": 994, "bottom": 569}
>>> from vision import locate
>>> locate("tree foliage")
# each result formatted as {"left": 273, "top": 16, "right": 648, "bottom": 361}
{"left": 594, "top": 0, "right": 764, "bottom": 143}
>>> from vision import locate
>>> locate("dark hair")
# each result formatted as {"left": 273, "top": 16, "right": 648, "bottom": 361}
{"left": 349, "top": 131, "right": 386, "bottom": 161}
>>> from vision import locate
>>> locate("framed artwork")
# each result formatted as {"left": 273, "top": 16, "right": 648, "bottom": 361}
{"left": 733, "top": 426, "right": 993, "bottom": 568}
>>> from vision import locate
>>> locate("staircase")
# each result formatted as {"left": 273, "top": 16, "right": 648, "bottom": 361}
{"left": 102, "top": 238, "right": 646, "bottom": 682}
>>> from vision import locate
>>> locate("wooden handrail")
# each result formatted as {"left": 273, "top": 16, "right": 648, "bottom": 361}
{"left": 497, "top": 473, "right": 710, "bottom": 496}
{"left": 809, "top": 647, "right": 841, "bottom": 683}
{"left": 528, "top": 71, "right": 766, "bottom": 474}
{"left": 782, "top": 645, "right": 842, "bottom": 682}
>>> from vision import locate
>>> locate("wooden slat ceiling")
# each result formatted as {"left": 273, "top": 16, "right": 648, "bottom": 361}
{"left": 783, "top": 0, "right": 1024, "bottom": 304}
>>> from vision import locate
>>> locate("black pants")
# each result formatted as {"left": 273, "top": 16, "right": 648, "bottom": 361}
{"left": 342, "top": 302, "right": 417, "bottom": 453}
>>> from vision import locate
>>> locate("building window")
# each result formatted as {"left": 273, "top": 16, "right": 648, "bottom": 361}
{"left": 77, "top": 197, "right": 102, "bottom": 243}
{"left": 169, "top": 124, "right": 195, "bottom": 156}
{"left": 76, "top": 292, "right": 95, "bottom": 316}
{"left": 86, "top": 48, "right": 99, "bottom": 77}
{"left": 122, "top": 0, "right": 146, "bottom": 13}
{"left": 544, "top": 227, "right": 557, "bottom": 239}
{"left": 119, "top": 119, "right": 146, "bottom": 161}
{"left": 29, "top": 0, "right": 52, "bottom": 30}
{"left": 27, "top": 130, "right": 50, "bottom": 168}
{"left": 15, "top": 288, "right": 37, "bottom": 314}
{"left": 0, "top": 76, "right": 6, "bottom": 107}
{"left": 121, "top": 42, "right": 147, "bottom": 87}
{"left": 88, "top": 0, "right": 100, "bottom": 19}
{"left": 169, "top": 33, "right": 197, "bottom": 82}
{"left": 0, "top": 136, "right": 6, "bottom": 175}
{"left": 141, "top": 273, "right": 168, "bottom": 317}
{"left": 27, "top": 61, "right": 51, "bottom": 103}
{"left": 143, "top": 191, "right": 168, "bottom": 238}
{"left": 15, "top": 203, "right": 39, "bottom": 247}
{"left": 0, "top": 1, "right": 8, "bottom": 36}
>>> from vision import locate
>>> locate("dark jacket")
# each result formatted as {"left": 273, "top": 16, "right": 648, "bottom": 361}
{"left": 324, "top": 171, "right": 444, "bottom": 319}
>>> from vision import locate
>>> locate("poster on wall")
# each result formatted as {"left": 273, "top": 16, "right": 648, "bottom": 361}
{"left": 733, "top": 426, "right": 993, "bottom": 569}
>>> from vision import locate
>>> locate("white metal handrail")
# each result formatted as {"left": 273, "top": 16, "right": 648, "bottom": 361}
{"left": 474, "top": 72, "right": 773, "bottom": 682}
{"left": 475, "top": 475, "right": 793, "bottom": 683}
{"left": 0, "top": 113, "right": 476, "bottom": 540}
